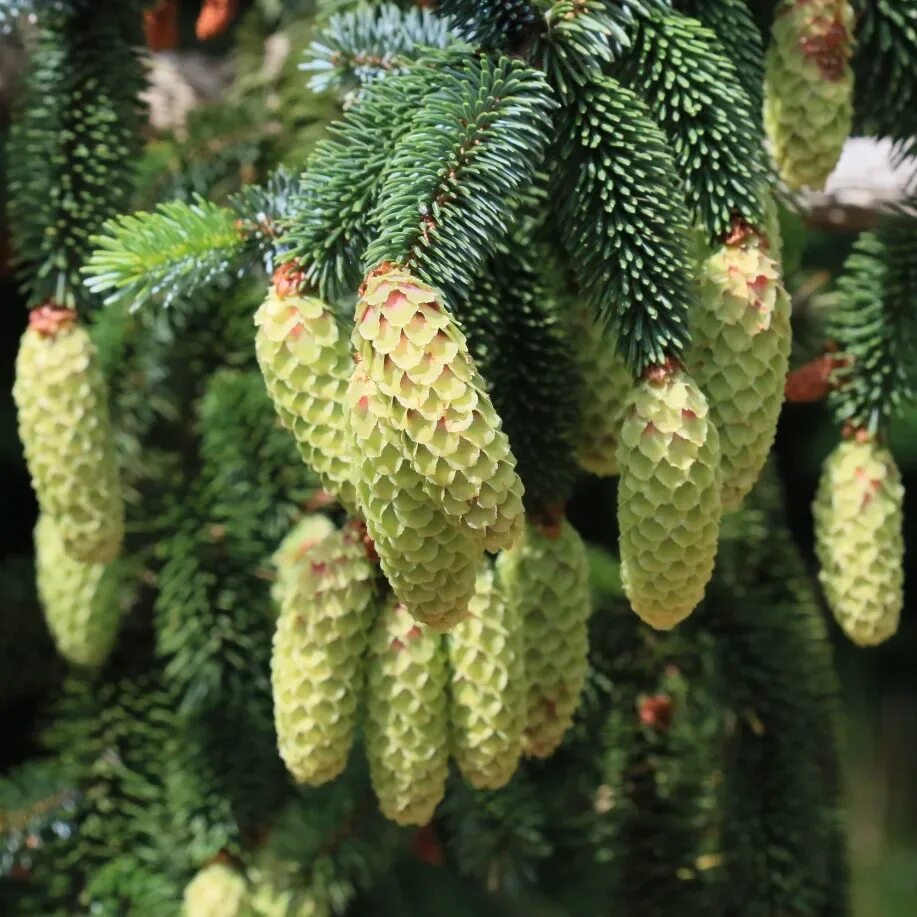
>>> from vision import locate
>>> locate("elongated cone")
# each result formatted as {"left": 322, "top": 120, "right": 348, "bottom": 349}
{"left": 183, "top": 862, "right": 248, "bottom": 917}
{"left": 447, "top": 566, "right": 525, "bottom": 788}
{"left": 14, "top": 307, "right": 124, "bottom": 563}
{"left": 255, "top": 265, "right": 357, "bottom": 511}
{"left": 353, "top": 264, "right": 524, "bottom": 553}
{"left": 270, "top": 514, "right": 336, "bottom": 608}
{"left": 34, "top": 514, "right": 123, "bottom": 668}
{"left": 764, "top": 0, "right": 854, "bottom": 190}
{"left": 813, "top": 439, "right": 904, "bottom": 646}
{"left": 497, "top": 517, "right": 591, "bottom": 758}
{"left": 348, "top": 364, "right": 480, "bottom": 630}
{"left": 365, "top": 598, "right": 449, "bottom": 825}
{"left": 616, "top": 364, "right": 722, "bottom": 629}
{"left": 689, "top": 224, "right": 791, "bottom": 510}
{"left": 574, "top": 312, "right": 632, "bottom": 476}
{"left": 272, "top": 522, "right": 376, "bottom": 785}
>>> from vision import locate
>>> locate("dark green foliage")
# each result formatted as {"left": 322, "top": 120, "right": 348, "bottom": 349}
{"left": 283, "top": 56, "right": 467, "bottom": 300}
{"left": 458, "top": 242, "right": 583, "bottom": 510}
{"left": 828, "top": 225, "right": 917, "bottom": 432}
{"left": 0, "top": 0, "right": 67, "bottom": 35}
{"left": 364, "top": 55, "right": 556, "bottom": 303}
{"left": 7, "top": 1, "right": 144, "bottom": 312}
{"left": 305, "top": 2, "right": 464, "bottom": 93}
{"left": 677, "top": 0, "right": 765, "bottom": 124}
{"left": 436, "top": 0, "right": 540, "bottom": 49}
{"left": 853, "top": 0, "right": 917, "bottom": 156}
{"left": 702, "top": 468, "right": 846, "bottom": 917}
{"left": 614, "top": 12, "right": 767, "bottom": 240}
{"left": 551, "top": 76, "right": 695, "bottom": 375}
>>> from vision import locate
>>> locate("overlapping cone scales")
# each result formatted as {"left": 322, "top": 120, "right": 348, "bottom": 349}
{"left": 689, "top": 233, "right": 791, "bottom": 510}
{"left": 764, "top": 0, "right": 854, "bottom": 190}
{"left": 255, "top": 282, "right": 356, "bottom": 511}
{"left": 182, "top": 862, "right": 248, "bottom": 917}
{"left": 575, "top": 314, "right": 632, "bottom": 477}
{"left": 496, "top": 519, "right": 591, "bottom": 759}
{"left": 365, "top": 598, "right": 449, "bottom": 826}
{"left": 34, "top": 514, "right": 123, "bottom": 668}
{"left": 348, "top": 359, "right": 480, "bottom": 631}
{"left": 272, "top": 522, "right": 375, "bottom": 785}
{"left": 813, "top": 440, "right": 904, "bottom": 646}
{"left": 271, "top": 513, "right": 336, "bottom": 607}
{"left": 447, "top": 567, "right": 525, "bottom": 788}
{"left": 353, "top": 266, "right": 524, "bottom": 553}
{"left": 14, "top": 317, "right": 123, "bottom": 563}
{"left": 617, "top": 370, "right": 722, "bottom": 629}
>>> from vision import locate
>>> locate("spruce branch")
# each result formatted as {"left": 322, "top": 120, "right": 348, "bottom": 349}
{"left": 304, "top": 2, "right": 465, "bottom": 94}
{"left": 435, "top": 0, "right": 541, "bottom": 50}
{"left": 613, "top": 12, "right": 767, "bottom": 240}
{"left": 85, "top": 199, "right": 245, "bottom": 310}
{"left": 551, "top": 76, "right": 695, "bottom": 375}
{"left": 828, "top": 223, "right": 917, "bottom": 433}
{"left": 364, "top": 55, "right": 556, "bottom": 301}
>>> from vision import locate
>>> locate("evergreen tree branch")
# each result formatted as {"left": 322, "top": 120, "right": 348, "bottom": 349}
{"left": 613, "top": 12, "right": 767, "bottom": 240}
{"left": 364, "top": 55, "right": 556, "bottom": 302}
{"left": 304, "top": 2, "right": 465, "bottom": 94}
{"left": 551, "top": 76, "right": 695, "bottom": 375}
{"left": 435, "top": 0, "right": 541, "bottom": 50}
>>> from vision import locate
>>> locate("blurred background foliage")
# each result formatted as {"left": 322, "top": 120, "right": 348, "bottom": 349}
{"left": 0, "top": 1, "right": 914, "bottom": 913}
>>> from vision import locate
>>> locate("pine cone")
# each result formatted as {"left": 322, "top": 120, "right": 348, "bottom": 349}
{"left": 272, "top": 524, "right": 376, "bottom": 785}
{"left": 14, "top": 307, "right": 124, "bottom": 563}
{"left": 183, "top": 862, "right": 248, "bottom": 917}
{"left": 255, "top": 270, "right": 357, "bottom": 511}
{"left": 574, "top": 312, "right": 632, "bottom": 477}
{"left": 689, "top": 228, "right": 791, "bottom": 510}
{"left": 353, "top": 264, "right": 524, "bottom": 553}
{"left": 764, "top": 0, "right": 854, "bottom": 190}
{"left": 617, "top": 366, "right": 722, "bottom": 629}
{"left": 365, "top": 598, "right": 449, "bottom": 826}
{"left": 34, "top": 514, "right": 123, "bottom": 668}
{"left": 348, "top": 363, "right": 480, "bottom": 631}
{"left": 270, "top": 514, "right": 336, "bottom": 608}
{"left": 813, "top": 439, "right": 904, "bottom": 646}
{"left": 447, "top": 566, "right": 525, "bottom": 788}
{"left": 497, "top": 517, "right": 591, "bottom": 758}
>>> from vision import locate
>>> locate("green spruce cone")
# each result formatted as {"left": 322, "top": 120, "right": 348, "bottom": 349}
{"left": 34, "top": 514, "right": 123, "bottom": 668}
{"left": 764, "top": 0, "right": 854, "bottom": 190}
{"left": 447, "top": 566, "right": 525, "bottom": 789}
{"left": 353, "top": 265, "right": 524, "bottom": 553}
{"left": 14, "top": 308, "right": 124, "bottom": 563}
{"left": 272, "top": 523, "right": 376, "bottom": 785}
{"left": 255, "top": 266, "right": 356, "bottom": 511}
{"left": 575, "top": 311, "right": 632, "bottom": 477}
{"left": 617, "top": 366, "right": 722, "bottom": 629}
{"left": 365, "top": 598, "right": 449, "bottom": 825}
{"left": 271, "top": 514, "right": 336, "bottom": 608}
{"left": 688, "top": 228, "right": 791, "bottom": 510}
{"left": 182, "top": 862, "right": 248, "bottom": 917}
{"left": 348, "top": 359, "right": 480, "bottom": 631}
{"left": 496, "top": 518, "right": 591, "bottom": 759}
{"left": 813, "top": 439, "right": 904, "bottom": 646}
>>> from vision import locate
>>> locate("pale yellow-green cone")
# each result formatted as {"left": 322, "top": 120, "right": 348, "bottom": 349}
{"left": 270, "top": 514, "right": 336, "bottom": 608}
{"left": 183, "top": 863, "right": 248, "bottom": 917}
{"left": 353, "top": 265, "right": 524, "bottom": 553}
{"left": 447, "top": 566, "right": 525, "bottom": 788}
{"left": 496, "top": 518, "right": 591, "bottom": 759}
{"left": 34, "top": 514, "right": 123, "bottom": 668}
{"left": 763, "top": 0, "right": 854, "bottom": 190}
{"left": 272, "top": 523, "right": 376, "bottom": 785}
{"left": 574, "top": 313, "right": 632, "bottom": 477}
{"left": 689, "top": 231, "right": 791, "bottom": 511}
{"left": 348, "top": 364, "right": 480, "bottom": 631}
{"left": 365, "top": 597, "right": 449, "bottom": 825}
{"left": 248, "top": 877, "right": 325, "bottom": 917}
{"left": 617, "top": 368, "right": 722, "bottom": 629}
{"left": 14, "top": 312, "right": 123, "bottom": 564}
{"left": 813, "top": 439, "right": 904, "bottom": 647}
{"left": 255, "top": 272, "right": 356, "bottom": 511}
